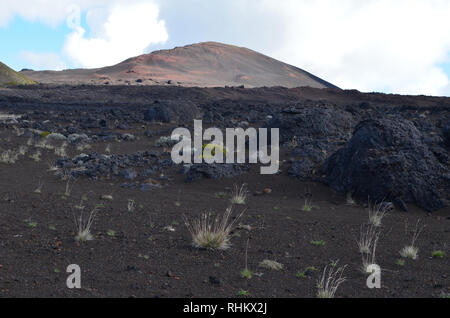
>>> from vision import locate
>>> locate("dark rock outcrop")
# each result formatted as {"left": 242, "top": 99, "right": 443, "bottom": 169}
{"left": 323, "top": 117, "right": 449, "bottom": 212}
{"left": 144, "top": 100, "right": 199, "bottom": 124}
{"left": 184, "top": 163, "right": 249, "bottom": 181}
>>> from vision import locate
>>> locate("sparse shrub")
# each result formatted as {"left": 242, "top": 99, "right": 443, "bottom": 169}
{"left": 0, "top": 149, "right": 19, "bottom": 164}
{"left": 18, "top": 145, "right": 28, "bottom": 156}
{"left": 74, "top": 205, "right": 100, "bottom": 242}
{"left": 127, "top": 199, "right": 136, "bottom": 213}
{"left": 230, "top": 184, "right": 247, "bottom": 205}
{"left": 76, "top": 143, "right": 91, "bottom": 152}
{"left": 357, "top": 224, "right": 379, "bottom": 255}
{"left": 316, "top": 261, "right": 347, "bottom": 298}
{"left": 34, "top": 179, "right": 44, "bottom": 194}
{"left": 400, "top": 220, "right": 424, "bottom": 260}
{"left": 184, "top": 206, "right": 244, "bottom": 250}
{"left": 368, "top": 201, "right": 391, "bottom": 227}
{"left": 346, "top": 192, "right": 356, "bottom": 205}
{"left": 34, "top": 140, "right": 54, "bottom": 150}
{"left": 302, "top": 190, "right": 314, "bottom": 211}
{"left": 64, "top": 178, "right": 74, "bottom": 197}
{"left": 29, "top": 150, "right": 41, "bottom": 162}
{"left": 54, "top": 142, "right": 68, "bottom": 157}
{"left": 361, "top": 231, "right": 379, "bottom": 273}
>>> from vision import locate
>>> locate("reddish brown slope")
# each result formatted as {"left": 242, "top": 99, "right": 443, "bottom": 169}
{"left": 21, "top": 42, "right": 337, "bottom": 88}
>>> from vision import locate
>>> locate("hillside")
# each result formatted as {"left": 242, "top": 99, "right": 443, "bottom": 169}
{"left": 21, "top": 42, "right": 337, "bottom": 88}
{"left": 0, "top": 61, "right": 35, "bottom": 86}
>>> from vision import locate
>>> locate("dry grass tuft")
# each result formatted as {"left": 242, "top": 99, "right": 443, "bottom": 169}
{"left": 230, "top": 184, "right": 248, "bottom": 205}
{"left": 400, "top": 220, "right": 424, "bottom": 260}
{"left": 74, "top": 205, "right": 100, "bottom": 242}
{"left": 317, "top": 261, "right": 347, "bottom": 298}
{"left": 184, "top": 206, "right": 244, "bottom": 250}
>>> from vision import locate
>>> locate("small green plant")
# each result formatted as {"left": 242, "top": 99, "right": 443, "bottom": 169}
{"left": 241, "top": 268, "right": 253, "bottom": 279}
{"left": 28, "top": 221, "right": 37, "bottom": 228}
{"left": 238, "top": 290, "right": 249, "bottom": 297}
{"left": 396, "top": 259, "right": 405, "bottom": 266}
{"left": 302, "top": 190, "right": 314, "bottom": 211}
{"left": 296, "top": 272, "right": 307, "bottom": 279}
{"left": 307, "top": 266, "right": 319, "bottom": 272}
{"left": 215, "top": 192, "right": 227, "bottom": 199}
{"left": 432, "top": 250, "right": 445, "bottom": 258}
{"left": 311, "top": 240, "right": 326, "bottom": 247}
{"left": 107, "top": 230, "right": 116, "bottom": 237}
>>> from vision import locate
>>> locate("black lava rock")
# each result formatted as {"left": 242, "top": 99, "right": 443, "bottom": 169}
{"left": 324, "top": 117, "right": 449, "bottom": 212}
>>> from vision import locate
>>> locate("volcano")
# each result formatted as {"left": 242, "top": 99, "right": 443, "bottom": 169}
{"left": 21, "top": 42, "right": 337, "bottom": 88}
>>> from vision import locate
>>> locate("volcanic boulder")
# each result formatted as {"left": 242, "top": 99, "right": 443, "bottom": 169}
{"left": 323, "top": 117, "right": 450, "bottom": 212}
{"left": 144, "top": 100, "right": 199, "bottom": 124}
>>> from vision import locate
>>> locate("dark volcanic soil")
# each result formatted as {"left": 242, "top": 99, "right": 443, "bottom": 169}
{"left": 0, "top": 85, "right": 449, "bottom": 298}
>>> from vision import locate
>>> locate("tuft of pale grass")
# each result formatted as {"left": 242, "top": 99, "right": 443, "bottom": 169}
{"left": 259, "top": 259, "right": 284, "bottom": 271}
{"left": 18, "top": 145, "right": 28, "bottom": 156}
{"left": 230, "top": 184, "right": 248, "bottom": 205}
{"left": 357, "top": 224, "right": 379, "bottom": 255}
{"left": 0, "top": 149, "right": 19, "bottom": 164}
{"left": 360, "top": 228, "right": 379, "bottom": 273}
{"left": 34, "top": 140, "right": 54, "bottom": 150}
{"left": 184, "top": 206, "right": 244, "bottom": 250}
{"left": 29, "top": 150, "right": 41, "bottom": 162}
{"left": 34, "top": 179, "right": 44, "bottom": 194}
{"left": 127, "top": 199, "right": 136, "bottom": 213}
{"left": 400, "top": 220, "right": 424, "bottom": 260}
{"left": 400, "top": 246, "right": 419, "bottom": 260}
{"left": 317, "top": 261, "right": 347, "bottom": 298}
{"left": 74, "top": 206, "right": 99, "bottom": 242}
{"left": 54, "top": 142, "right": 68, "bottom": 157}
{"left": 76, "top": 143, "right": 91, "bottom": 152}
{"left": 64, "top": 178, "right": 75, "bottom": 197}
{"left": 368, "top": 201, "right": 392, "bottom": 227}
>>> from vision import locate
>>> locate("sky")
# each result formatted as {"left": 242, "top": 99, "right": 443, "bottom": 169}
{"left": 1, "top": 0, "right": 450, "bottom": 96}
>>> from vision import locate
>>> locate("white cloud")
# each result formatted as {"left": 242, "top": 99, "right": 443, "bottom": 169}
{"left": 63, "top": 1, "right": 168, "bottom": 68}
{"left": 19, "top": 51, "right": 67, "bottom": 70}
{"left": 257, "top": 0, "right": 450, "bottom": 96}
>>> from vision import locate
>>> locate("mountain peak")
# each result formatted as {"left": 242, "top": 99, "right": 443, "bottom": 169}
{"left": 21, "top": 42, "right": 336, "bottom": 88}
